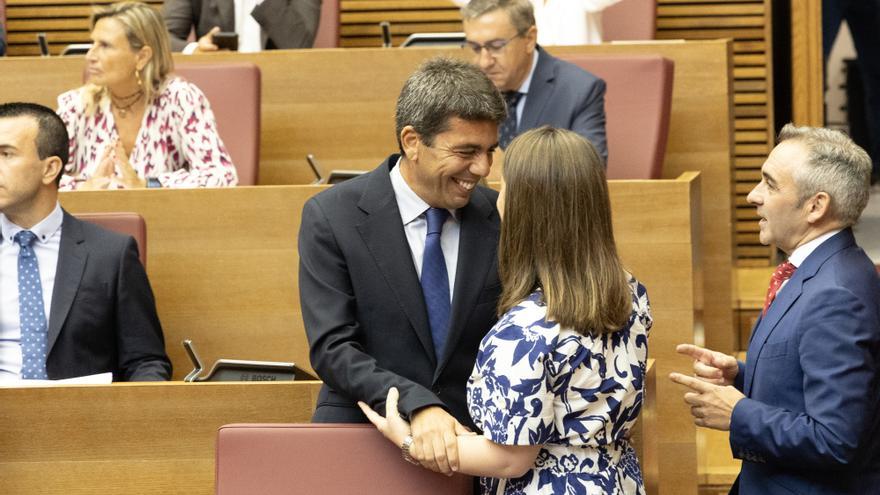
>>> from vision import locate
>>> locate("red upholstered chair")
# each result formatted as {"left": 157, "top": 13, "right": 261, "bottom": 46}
{"left": 313, "top": 0, "right": 340, "bottom": 48}
{"left": 558, "top": 54, "right": 673, "bottom": 179}
{"left": 215, "top": 424, "right": 473, "bottom": 495}
{"left": 174, "top": 62, "right": 261, "bottom": 185}
{"left": 73, "top": 212, "right": 147, "bottom": 267}
{"left": 603, "top": 0, "right": 657, "bottom": 41}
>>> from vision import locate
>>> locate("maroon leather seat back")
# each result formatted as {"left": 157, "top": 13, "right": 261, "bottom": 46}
{"left": 216, "top": 424, "right": 473, "bottom": 495}
{"left": 603, "top": 0, "right": 657, "bottom": 41}
{"left": 313, "top": 0, "right": 340, "bottom": 48}
{"left": 174, "top": 62, "right": 261, "bottom": 185}
{"left": 558, "top": 54, "right": 673, "bottom": 179}
{"left": 74, "top": 212, "right": 147, "bottom": 267}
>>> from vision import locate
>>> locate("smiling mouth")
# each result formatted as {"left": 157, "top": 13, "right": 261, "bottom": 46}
{"left": 453, "top": 178, "right": 476, "bottom": 191}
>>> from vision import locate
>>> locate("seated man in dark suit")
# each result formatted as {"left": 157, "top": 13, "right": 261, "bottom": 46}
{"left": 672, "top": 125, "right": 880, "bottom": 494}
{"left": 299, "top": 57, "right": 506, "bottom": 475}
{"left": 0, "top": 102, "right": 171, "bottom": 382}
{"left": 461, "top": 0, "right": 608, "bottom": 163}
{"left": 163, "top": 0, "right": 321, "bottom": 53}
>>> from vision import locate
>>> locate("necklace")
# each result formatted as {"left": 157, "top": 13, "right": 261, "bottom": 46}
{"left": 109, "top": 88, "right": 144, "bottom": 118}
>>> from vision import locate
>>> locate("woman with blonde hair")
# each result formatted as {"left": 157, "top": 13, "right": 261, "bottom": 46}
{"left": 361, "top": 126, "right": 651, "bottom": 494}
{"left": 57, "top": 1, "right": 237, "bottom": 189}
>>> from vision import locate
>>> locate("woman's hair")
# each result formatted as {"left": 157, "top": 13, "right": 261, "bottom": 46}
{"left": 498, "top": 126, "right": 631, "bottom": 334}
{"left": 85, "top": 1, "right": 174, "bottom": 109}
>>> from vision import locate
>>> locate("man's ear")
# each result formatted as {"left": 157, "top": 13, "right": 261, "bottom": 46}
{"left": 805, "top": 191, "right": 831, "bottom": 224}
{"left": 42, "top": 156, "right": 63, "bottom": 186}
{"left": 400, "top": 125, "right": 420, "bottom": 162}
{"left": 524, "top": 25, "right": 537, "bottom": 53}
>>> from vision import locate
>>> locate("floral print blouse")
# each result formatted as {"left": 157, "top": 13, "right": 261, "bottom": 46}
{"left": 56, "top": 77, "right": 238, "bottom": 190}
{"left": 467, "top": 277, "right": 652, "bottom": 494}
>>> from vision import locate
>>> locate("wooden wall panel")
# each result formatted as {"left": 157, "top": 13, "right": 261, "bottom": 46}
{"left": 340, "top": 0, "right": 461, "bottom": 47}
{"left": 3, "top": 0, "right": 162, "bottom": 56}
{"left": 657, "top": 0, "right": 775, "bottom": 267}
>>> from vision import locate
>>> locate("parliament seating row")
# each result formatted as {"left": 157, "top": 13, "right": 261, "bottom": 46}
{"left": 53, "top": 174, "right": 701, "bottom": 493}
{"left": 0, "top": 44, "right": 733, "bottom": 365}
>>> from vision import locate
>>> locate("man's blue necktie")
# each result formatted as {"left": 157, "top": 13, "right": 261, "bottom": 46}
{"left": 421, "top": 208, "right": 451, "bottom": 360}
{"left": 500, "top": 91, "right": 523, "bottom": 149}
{"left": 15, "top": 230, "right": 49, "bottom": 380}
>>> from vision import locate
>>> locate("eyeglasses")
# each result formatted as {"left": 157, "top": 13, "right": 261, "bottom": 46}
{"left": 463, "top": 31, "right": 525, "bottom": 56}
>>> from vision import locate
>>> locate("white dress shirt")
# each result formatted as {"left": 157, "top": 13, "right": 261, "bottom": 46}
{"left": 0, "top": 203, "right": 63, "bottom": 380}
{"left": 512, "top": 50, "right": 540, "bottom": 127}
{"left": 183, "top": 0, "right": 264, "bottom": 54}
{"left": 390, "top": 160, "right": 460, "bottom": 300}
{"left": 778, "top": 228, "right": 844, "bottom": 293}
{"left": 532, "top": 0, "right": 621, "bottom": 46}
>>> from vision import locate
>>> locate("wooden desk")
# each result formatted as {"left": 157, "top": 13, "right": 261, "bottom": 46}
{"left": 60, "top": 173, "right": 701, "bottom": 493}
{"left": 0, "top": 381, "right": 322, "bottom": 494}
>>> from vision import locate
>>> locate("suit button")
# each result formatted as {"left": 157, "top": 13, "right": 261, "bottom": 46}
{"left": 433, "top": 387, "right": 441, "bottom": 395}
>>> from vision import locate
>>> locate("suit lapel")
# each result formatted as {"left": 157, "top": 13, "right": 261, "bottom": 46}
{"left": 356, "top": 157, "right": 437, "bottom": 365}
{"left": 433, "top": 188, "right": 499, "bottom": 381}
{"left": 520, "top": 48, "right": 556, "bottom": 132}
{"left": 47, "top": 212, "right": 87, "bottom": 355}
{"left": 743, "top": 229, "right": 855, "bottom": 395}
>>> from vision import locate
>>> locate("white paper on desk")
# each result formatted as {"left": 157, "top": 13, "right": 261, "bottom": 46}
{"left": 0, "top": 372, "right": 113, "bottom": 387}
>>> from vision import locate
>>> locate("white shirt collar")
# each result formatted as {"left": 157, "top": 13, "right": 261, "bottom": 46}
{"left": 788, "top": 228, "right": 843, "bottom": 267}
{"left": 516, "top": 49, "right": 541, "bottom": 95}
{"left": 0, "top": 202, "right": 63, "bottom": 245}
{"left": 389, "top": 158, "right": 457, "bottom": 224}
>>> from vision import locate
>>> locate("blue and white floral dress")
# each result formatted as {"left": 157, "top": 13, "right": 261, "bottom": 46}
{"left": 467, "top": 277, "right": 651, "bottom": 495}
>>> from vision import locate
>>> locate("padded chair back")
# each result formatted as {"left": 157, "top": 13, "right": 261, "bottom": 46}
{"left": 313, "top": 0, "right": 340, "bottom": 48}
{"left": 216, "top": 424, "right": 473, "bottom": 495}
{"left": 603, "top": 0, "right": 657, "bottom": 41}
{"left": 74, "top": 212, "right": 147, "bottom": 267}
{"left": 558, "top": 54, "right": 673, "bottom": 179}
{"left": 174, "top": 63, "right": 261, "bottom": 185}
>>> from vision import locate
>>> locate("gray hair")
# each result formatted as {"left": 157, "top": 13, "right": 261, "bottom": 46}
{"left": 395, "top": 57, "right": 506, "bottom": 151}
{"left": 777, "top": 123, "right": 872, "bottom": 226}
{"left": 461, "top": 0, "right": 536, "bottom": 34}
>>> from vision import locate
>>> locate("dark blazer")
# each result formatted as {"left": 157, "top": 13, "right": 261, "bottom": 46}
{"left": 519, "top": 47, "right": 608, "bottom": 163}
{"left": 299, "top": 155, "right": 501, "bottom": 429}
{"left": 46, "top": 212, "right": 171, "bottom": 381}
{"left": 163, "top": 0, "right": 321, "bottom": 52}
{"left": 729, "top": 228, "right": 880, "bottom": 494}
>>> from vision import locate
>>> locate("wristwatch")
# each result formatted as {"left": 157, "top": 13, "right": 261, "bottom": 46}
{"left": 400, "top": 435, "right": 419, "bottom": 465}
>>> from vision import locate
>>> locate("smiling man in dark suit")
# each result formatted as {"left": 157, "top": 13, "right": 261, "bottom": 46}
{"left": 299, "top": 57, "right": 506, "bottom": 475}
{"left": 0, "top": 102, "right": 170, "bottom": 382}
{"left": 461, "top": 0, "right": 607, "bottom": 163}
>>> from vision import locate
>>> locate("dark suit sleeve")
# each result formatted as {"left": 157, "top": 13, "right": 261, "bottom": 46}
{"left": 298, "top": 198, "right": 445, "bottom": 419}
{"left": 163, "top": 0, "right": 198, "bottom": 52}
{"left": 729, "top": 285, "right": 880, "bottom": 469}
{"left": 251, "top": 0, "right": 321, "bottom": 49}
{"left": 571, "top": 77, "right": 608, "bottom": 165}
{"left": 115, "top": 237, "right": 172, "bottom": 381}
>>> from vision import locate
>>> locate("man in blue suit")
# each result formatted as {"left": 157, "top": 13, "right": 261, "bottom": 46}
{"left": 461, "top": 0, "right": 607, "bottom": 163}
{"left": 672, "top": 124, "right": 880, "bottom": 494}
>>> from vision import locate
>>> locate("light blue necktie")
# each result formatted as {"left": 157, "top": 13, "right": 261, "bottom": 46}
{"left": 15, "top": 230, "right": 49, "bottom": 380}
{"left": 421, "top": 208, "right": 451, "bottom": 360}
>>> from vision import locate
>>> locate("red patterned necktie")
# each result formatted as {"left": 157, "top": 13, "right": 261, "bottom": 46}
{"left": 762, "top": 260, "right": 797, "bottom": 315}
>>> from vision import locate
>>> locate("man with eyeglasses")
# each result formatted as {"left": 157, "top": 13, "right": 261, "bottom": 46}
{"left": 299, "top": 57, "right": 507, "bottom": 476}
{"left": 461, "top": 0, "right": 608, "bottom": 163}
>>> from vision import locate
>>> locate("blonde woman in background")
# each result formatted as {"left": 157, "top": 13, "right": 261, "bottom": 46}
{"left": 361, "top": 127, "right": 651, "bottom": 494}
{"left": 57, "top": 1, "right": 237, "bottom": 190}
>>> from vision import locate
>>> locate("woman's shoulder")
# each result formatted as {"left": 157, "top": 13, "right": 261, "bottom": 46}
{"left": 57, "top": 86, "right": 89, "bottom": 112}
{"left": 159, "top": 76, "right": 209, "bottom": 101}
